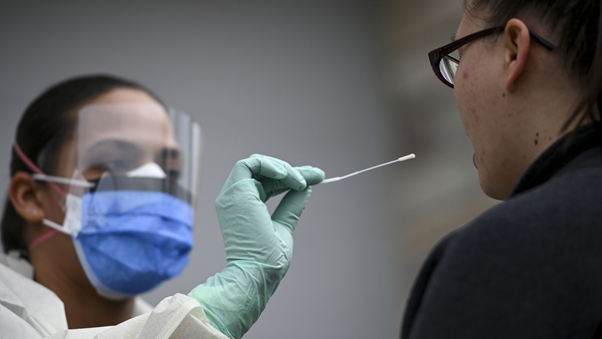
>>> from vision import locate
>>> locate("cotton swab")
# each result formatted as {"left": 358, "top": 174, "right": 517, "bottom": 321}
{"left": 320, "top": 153, "right": 416, "bottom": 184}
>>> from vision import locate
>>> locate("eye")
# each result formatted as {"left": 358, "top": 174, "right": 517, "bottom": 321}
{"left": 103, "top": 159, "right": 128, "bottom": 171}
{"left": 86, "top": 159, "right": 131, "bottom": 177}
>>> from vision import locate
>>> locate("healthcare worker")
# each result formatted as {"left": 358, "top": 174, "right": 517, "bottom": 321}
{"left": 402, "top": 0, "right": 602, "bottom": 338}
{"left": 0, "top": 75, "right": 324, "bottom": 339}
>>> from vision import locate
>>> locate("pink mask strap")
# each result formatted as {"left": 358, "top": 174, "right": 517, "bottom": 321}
{"left": 28, "top": 230, "right": 60, "bottom": 251}
{"left": 13, "top": 143, "right": 67, "bottom": 197}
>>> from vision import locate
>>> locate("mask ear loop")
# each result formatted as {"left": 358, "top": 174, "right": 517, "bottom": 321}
{"left": 14, "top": 143, "right": 67, "bottom": 197}
{"left": 13, "top": 143, "right": 68, "bottom": 251}
{"left": 28, "top": 230, "right": 60, "bottom": 251}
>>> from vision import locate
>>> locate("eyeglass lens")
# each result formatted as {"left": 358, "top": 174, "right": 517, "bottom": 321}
{"left": 439, "top": 51, "right": 459, "bottom": 86}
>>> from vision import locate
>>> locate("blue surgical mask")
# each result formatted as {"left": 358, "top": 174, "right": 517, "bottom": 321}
{"left": 73, "top": 190, "right": 193, "bottom": 298}
{"left": 33, "top": 163, "right": 195, "bottom": 299}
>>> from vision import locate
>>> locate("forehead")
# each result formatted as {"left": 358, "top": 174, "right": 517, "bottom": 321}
{"left": 457, "top": 11, "right": 485, "bottom": 40}
{"left": 76, "top": 89, "right": 177, "bottom": 155}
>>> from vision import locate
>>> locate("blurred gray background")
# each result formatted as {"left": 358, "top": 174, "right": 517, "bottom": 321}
{"left": 0, "top": 1, "right": 496, "bottom": 338}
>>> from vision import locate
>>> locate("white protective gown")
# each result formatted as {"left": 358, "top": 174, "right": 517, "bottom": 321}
{"left": 0, "top": 251, "right": 228, "bottom": 339}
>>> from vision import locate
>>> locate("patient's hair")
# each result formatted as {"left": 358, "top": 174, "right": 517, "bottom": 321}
{"left": 465, "top": 0, "right": 602, "bottom": 129}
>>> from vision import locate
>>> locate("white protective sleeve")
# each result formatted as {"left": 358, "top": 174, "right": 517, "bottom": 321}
{"left": 46, "top": 294, "right": 229, "bottom": 339}
{"left": 0, "top": 255, "right": 229, "bottom": 339}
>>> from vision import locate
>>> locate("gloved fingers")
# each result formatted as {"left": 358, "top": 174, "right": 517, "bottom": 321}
{"left": 297, "top": 166, "right": 325, "bottom": 186}
{"left": 261, "top": 166, "right": 325, "bottom": 201}
{"left": 271, "top": 187, "right": 312, "bottom": 233}
{"left": 221, "top": 156, "right": 285, "bottom": 192}
{"left": 222, "top": 155, "right": 306, "bottom": 192}
{"left": 261, "top": 187, "right": 289, "bottom": 201}
{"left": 252, "top": 154, "right": 308, "bottom": 191}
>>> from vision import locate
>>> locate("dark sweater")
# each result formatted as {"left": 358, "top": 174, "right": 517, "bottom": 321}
{"left": 402, "top": 125, "right": 602, "bottom": 339}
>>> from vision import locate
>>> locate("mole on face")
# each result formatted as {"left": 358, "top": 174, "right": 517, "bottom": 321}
{"left": 535, "top": 132, "right": 540, "bottom": 145}
{"left": 502, "top": 92, "right": 506, "bottom": 98}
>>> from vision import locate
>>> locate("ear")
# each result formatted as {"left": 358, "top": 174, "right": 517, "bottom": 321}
{"left": 504, "top": 18, "right": 531, "bottom": 92}
{"left": 9, "top": 172, "right": 47, "bottom": 223}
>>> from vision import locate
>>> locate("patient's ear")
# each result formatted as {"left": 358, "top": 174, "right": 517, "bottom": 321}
{"left": 503, "top": 18, "right": 531, "bottom": 92}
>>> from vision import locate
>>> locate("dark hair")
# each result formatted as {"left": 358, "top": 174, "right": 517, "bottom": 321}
{"left": 1, "top": 74, "right": 164, "bottom": 258}
{"left": 465, "top": 0, "right": 602, "bottom": 130}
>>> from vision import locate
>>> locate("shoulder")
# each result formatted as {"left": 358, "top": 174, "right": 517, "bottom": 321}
{"left": 402, "top": 164, "right": 602, "bottom": 338}
{"left": 442, "top": 171, "right": 602, "bottom": 277}
{"left": 0, "top": 260, "right": 68, "bottom": 335}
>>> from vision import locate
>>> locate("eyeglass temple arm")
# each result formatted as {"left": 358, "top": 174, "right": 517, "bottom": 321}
{"left": 432, "top": 26, "right": 554, "bottom": 58}
{"left": 529, "top": 31, "right": 555, "bottom": 51}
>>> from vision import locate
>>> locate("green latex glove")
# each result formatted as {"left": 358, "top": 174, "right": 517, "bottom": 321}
{"left": 189, "top": 154, "right": 325, "bottom": 339}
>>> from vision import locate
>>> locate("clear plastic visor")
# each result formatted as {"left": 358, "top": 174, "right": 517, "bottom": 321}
{"left": 57, "top": 102, "right": 202, "bottom": 206}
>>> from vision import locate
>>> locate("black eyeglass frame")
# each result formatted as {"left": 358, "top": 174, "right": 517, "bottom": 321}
{"left": 428, "top": 26, "right": 555, "bottom": 88}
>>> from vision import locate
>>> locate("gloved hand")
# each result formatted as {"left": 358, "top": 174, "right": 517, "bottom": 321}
{"left": 189, "top": 154, "right": 325, "bottom": 339}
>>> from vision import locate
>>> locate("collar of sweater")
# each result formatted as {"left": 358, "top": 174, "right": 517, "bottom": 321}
{"left": 511, "top": 123, "right": 602, "bottom": 197}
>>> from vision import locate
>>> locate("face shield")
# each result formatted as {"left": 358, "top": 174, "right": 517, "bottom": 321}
{"left": 67, "top": 102, "right": 202, "bottom": 207}
{"left": 24, "top": 102, "right": 203, "bottom": 298}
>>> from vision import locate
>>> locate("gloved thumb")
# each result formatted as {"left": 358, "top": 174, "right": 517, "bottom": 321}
{"left": 271, "top": 187, "right": 312, "bottom": 234}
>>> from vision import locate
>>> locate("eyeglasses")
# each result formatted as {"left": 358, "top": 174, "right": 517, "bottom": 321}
{"left": 428, "top": 26, "right": 555, "bottom": 88}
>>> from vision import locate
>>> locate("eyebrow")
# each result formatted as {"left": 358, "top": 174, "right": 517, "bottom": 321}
{"left": 450, "top": 33, "right": 464, "bottom": 58}
{"left": 88, "top": 139, "right": 143, "bottom": 158}
{"left": 88, "top": 139, "right": 180, "bottom": 162}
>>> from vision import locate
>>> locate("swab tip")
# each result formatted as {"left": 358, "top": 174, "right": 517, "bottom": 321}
{"left": 398, "top": 154, "right": 416, "bottom": 162}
